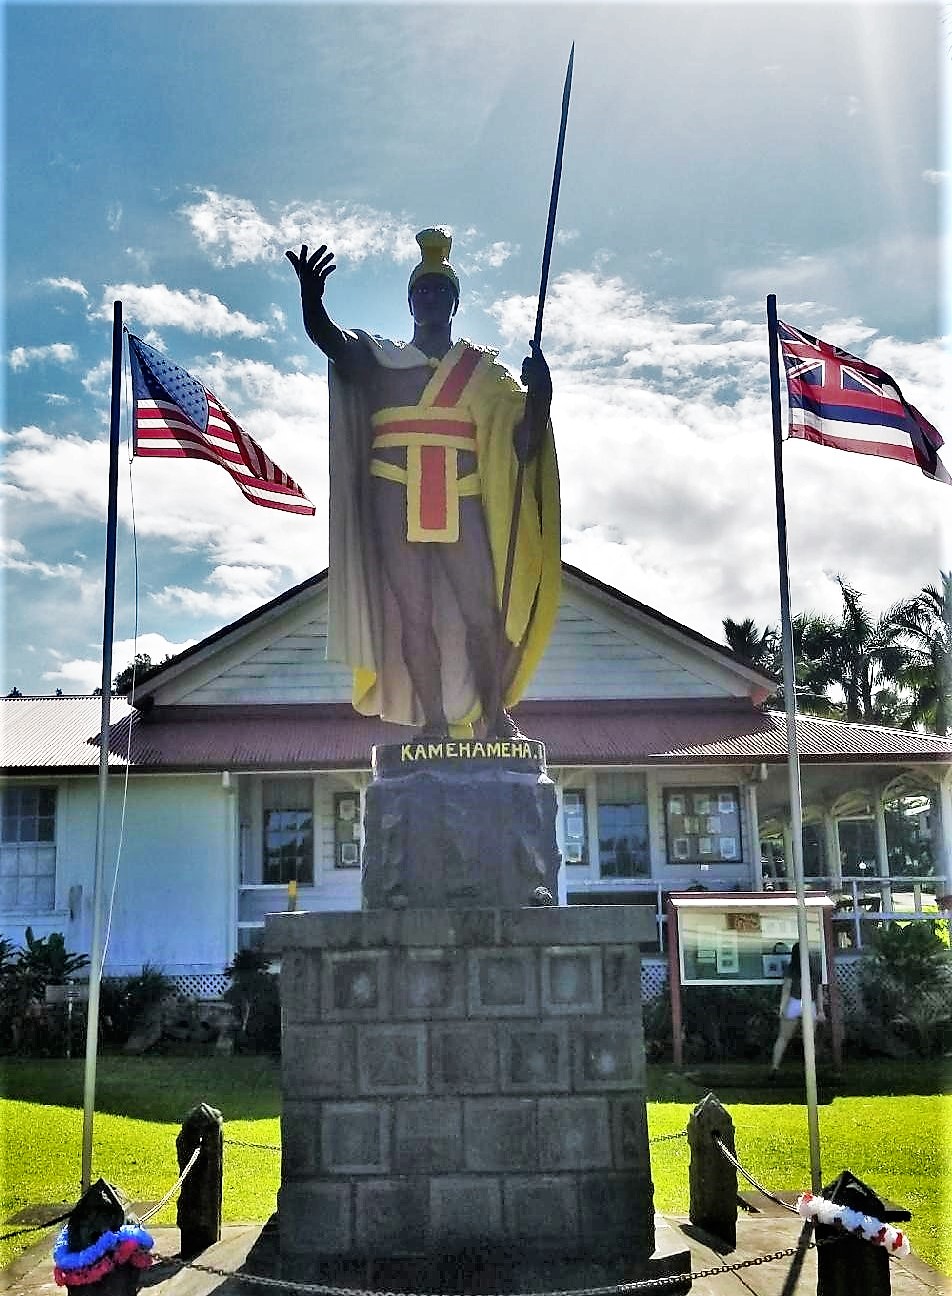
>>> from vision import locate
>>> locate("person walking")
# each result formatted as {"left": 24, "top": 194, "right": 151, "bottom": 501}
{"left": 769, "top": 940, "right": 825, "bottom": 1076}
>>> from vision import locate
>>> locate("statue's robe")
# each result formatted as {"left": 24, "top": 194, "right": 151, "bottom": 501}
{"left": 327, "top": 332, "right": 560, "bottom": 730}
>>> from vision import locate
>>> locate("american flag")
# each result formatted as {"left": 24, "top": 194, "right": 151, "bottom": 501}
{"left": 129, "top": 334, "right": 315, "bottom": 514}
{"left": 779, "top": 320, "right": 949, "bottom": 485}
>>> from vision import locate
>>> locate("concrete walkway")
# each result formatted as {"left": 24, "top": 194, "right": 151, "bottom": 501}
{"left": 4, "top": 1212, "right": 949, "bottom": 1296}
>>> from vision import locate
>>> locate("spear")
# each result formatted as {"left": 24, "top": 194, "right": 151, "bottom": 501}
{"left": 493, "top": 43, "right": 574, "bottom": 722}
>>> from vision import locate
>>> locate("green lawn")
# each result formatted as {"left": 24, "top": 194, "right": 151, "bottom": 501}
{"left": 2, "top": 1058, "right": 949, "bottom": 1276}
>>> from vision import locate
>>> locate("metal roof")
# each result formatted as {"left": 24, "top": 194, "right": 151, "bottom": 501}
{"left": 3, "top": 695, "right": 950, "bottom": 774}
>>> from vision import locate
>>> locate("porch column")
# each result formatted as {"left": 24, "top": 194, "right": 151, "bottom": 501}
{"left": 937, "top": 771, "right": 952, "bottom": 900}
{"left": 745, "top": 781, "right": 763, "bottom": 891}
{"left": 823, "top": 811, "right": 842, "bottom": 890}
{"left": 873, "top": 790, "right": 893, "bottom": 914}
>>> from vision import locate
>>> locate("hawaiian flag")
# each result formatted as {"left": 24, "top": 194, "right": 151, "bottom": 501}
{"left": 129, "top": 335, "right": 315, "bottom": 513}
{"left": 778, "top": 320, "right": 949, "bottom": 485}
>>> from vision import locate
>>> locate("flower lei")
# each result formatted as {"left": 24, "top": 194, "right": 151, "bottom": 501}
{"left": 52, "top": 1224, "right": 154, "bottom": 1287}
{"left": 796, "top": 1191, "right": 910, "bottom": 1257}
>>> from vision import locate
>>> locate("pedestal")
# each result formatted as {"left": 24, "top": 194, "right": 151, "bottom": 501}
{"left": 267, "top": 906, "right": 668, "bottom": 1285}
{"left": 362, "top": 740, "right": 559, "bottom": 910}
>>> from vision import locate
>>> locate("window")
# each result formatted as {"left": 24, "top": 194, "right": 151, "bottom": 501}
{"left": 334, "top": 793, "right": 361, "bottom": 868}
{"left": 1, "top": 786, "right": 56, "bottom": 912}
{"left": 262, "top": 779, "right": 313, "bottom": 884}
{"left": 664, "top": 786, "right": 742, "bottom": 865}
{"left": 599, "top": 803, "right": 649, "bottom": 877}
{"left": 561, "top": 788, "right": 589, "bottom": 865}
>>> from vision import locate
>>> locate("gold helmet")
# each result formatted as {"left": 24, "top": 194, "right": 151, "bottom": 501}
{"left": 407, "top": 227, "right": 460, "bottom": 300}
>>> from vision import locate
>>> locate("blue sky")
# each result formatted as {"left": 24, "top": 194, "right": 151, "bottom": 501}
{"left": 3, "top": 1, "right": 950, "bottom": 694}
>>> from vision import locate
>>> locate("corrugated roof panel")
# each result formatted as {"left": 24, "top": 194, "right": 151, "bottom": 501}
{"left": 3, "top": 697, "right": 951, "bottom": 773}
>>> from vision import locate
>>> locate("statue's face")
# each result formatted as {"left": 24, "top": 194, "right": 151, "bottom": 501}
{"left": 409, "top": 273, "right": 458, "bottom": 325}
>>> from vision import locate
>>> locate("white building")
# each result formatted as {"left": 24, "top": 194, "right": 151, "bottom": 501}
{"left": 3, "top": 564, "right": 951, "bottom": 992}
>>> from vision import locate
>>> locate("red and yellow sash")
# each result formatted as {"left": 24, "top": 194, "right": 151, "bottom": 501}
{"left": 370, "top": 343, "right": 485, "bottom": 542}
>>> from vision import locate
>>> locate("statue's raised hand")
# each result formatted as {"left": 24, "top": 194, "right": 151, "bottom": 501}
{"left": 286, "top": 244, "right": 337, "bottom": 302}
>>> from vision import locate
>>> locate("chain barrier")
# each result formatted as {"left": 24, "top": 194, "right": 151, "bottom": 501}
{"left": 225, "top": 1138, "right": 283, "bottom": 1152}
{"left": 647, "top": 1131, "right": 687, "bottom": 1146}
{"left": 139, "top": 1145, "right": 202, "bottom": 1223}
{"left": 152, "top": 1237, "right": 824, "bottom": 1296}
{"left": 710, "top": 1133, "right": 800, "bottom": 1215}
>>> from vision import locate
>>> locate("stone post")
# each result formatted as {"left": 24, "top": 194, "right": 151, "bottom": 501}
{"left": 687, "top": 1092, "right": 736, "bottom": 1248}
{"left": 175, "top": 1102, "right": 223, "bottom": 1259}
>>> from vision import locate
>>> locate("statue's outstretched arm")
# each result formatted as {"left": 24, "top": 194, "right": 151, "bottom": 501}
{"left": 286, "top": 244, "right": 362, "bottom": 373}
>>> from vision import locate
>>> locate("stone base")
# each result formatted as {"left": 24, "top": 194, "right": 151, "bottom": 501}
{"left": 267, "top": 906, "right": 658, "bottom": 1272}
{"left": 362, "top": 740, "right": 559, "bottom": 910}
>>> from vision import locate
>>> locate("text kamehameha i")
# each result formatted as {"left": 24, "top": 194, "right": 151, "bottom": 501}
{"left": 398, "top": 738, "right": 544, "bottom": 763}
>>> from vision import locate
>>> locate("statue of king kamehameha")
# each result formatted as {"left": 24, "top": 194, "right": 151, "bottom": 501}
{"left": 287, "top": 227, "right": 561, "bottom": 739}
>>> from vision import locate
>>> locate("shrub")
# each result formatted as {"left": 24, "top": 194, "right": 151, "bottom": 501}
{"left": 858, "top": 920, "right": 952, "bottom": 1058}
{"left": 99, "top": 965, "right": 176, "bottom": 1049}
{"left": 644, "top": 982, "right": 780, "bottom": 1063}
{"left": 223, "top": 949, "right": 280, "bottom": 1054}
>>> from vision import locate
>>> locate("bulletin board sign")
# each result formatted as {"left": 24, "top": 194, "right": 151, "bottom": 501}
{"left": 665, "top": 891, "right": 842, "bottom": 1069}
{"left": 669, "top": 892, "right": 832, "bottom": 987}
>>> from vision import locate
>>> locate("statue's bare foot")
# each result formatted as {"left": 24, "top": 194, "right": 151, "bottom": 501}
{"left": 419, "top": 718, "right": 449, "bottom": 739}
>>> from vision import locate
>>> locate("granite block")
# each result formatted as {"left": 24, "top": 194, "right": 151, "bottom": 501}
{"left": 430, "top": 1022, "right": 499, "bottom": 1093}
{"left": 503, "top": 1175, "right": 580, "bottom": 1249}
{"left": 468, "top": 949, "right": 538, "bottom": 1016}
{"left": 572, "top": 1021, "right": 646, "bottom": 1091}
{"left": 463, "top": 1098, "right": 537, "bottom": 1171}
{"left": 279, "top": 1181, "right": 352, "bottom": 1255}
{"left": 429, "top": 1176, "right": 504, "bottom": 1248}
{"left": 281, "top": 1101, "right": 321, "bottom": 1177}
{"left": 578, "top": 1172, "right": 655, "bottom": 1254}
{"left": 541, "top": 947, "right": 602, "bottom": 1014}
{"left": 280, "top": 950, "right": 322, "bottom": 1022}
{"left": 355, "top": 1179, "right": 428, "bottom": 1256}
{"left": 499, "top": 1022, "right": 569, "bottom": 1093}
{"left": 322, "top": 951, "right": 391, "bottom": 1020}
{"left": 395, "top": 949, "right": 465, "bottom": 1018}
{"left": 394, "top": 1099, "right": 463, "bottom": 1172}
{"left": 357, "top": 1023, "right": 427, "bottom": 1095}
{"left": 321, "top": 1102, "right": 390, "bottom": 1174}
{"left": 602, "top": 945, "right": 645, "bottom": 1017}
{"left": 498, "top": 905, "right": 655, "bottom": 947}
{"left": 610, "top": 1097, "right": 651, "bottom": 1169}
{"left": 538, "top": 1097, "right": 611, "bottom": 1170}
{"left": 283, "top": 1024, "right": 355, "bottom": 1097}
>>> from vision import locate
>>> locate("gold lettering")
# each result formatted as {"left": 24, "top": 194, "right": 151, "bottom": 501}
{"left": 400, "top": 744, "right": 413, "bottom": 761}
{"left": 487, "top": 742, "right": 502, "bottom": 758}
{"left": 471, "top": 742, "right": 485, "bottom": 758}
{"left": 428, "top": 743, "right": 443, "bottom": 759}
{"left": 456, "top": 742, "right": 469, "bottom": 759}
{"left": 500, "top": 743, "right": 512, "bottom": 758}
{"left": 413, "top": 744, "right": 427, "bottom": 761}
{"left": 445, "top": 742, "right": 459, "bottom": 758}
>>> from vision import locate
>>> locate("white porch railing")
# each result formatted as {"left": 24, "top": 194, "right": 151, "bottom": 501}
{"left": 564, "top": 874, "right": 951, "bottom": 952}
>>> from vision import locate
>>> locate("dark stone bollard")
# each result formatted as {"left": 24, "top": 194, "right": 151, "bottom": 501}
{"left": 362, "top": 740, "right": 559, "bottom": 910}
{"left": 176, "top": 1102, "right": 223, "bottom": 1259}
{"left": 687, "top": 1092, "right": 737, "bottom": 1248}
{"left": 815, "top": 1170, "right": 910, "bottom": 1296}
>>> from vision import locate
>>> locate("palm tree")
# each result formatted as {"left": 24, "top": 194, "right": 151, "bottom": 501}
{"left": 722, "top": 617, "right": 780, "bottom": 674}
{"left": 795, "top": 577, "right": 909, "bottom": 724}
{"left": 892, "top": 573, "right": 952, "bottom": 734}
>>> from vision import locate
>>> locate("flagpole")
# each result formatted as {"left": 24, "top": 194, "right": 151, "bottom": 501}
{"left": 767, "top": 294, "right": 822, "bottom": 1191}
{"left": 81, "top": 300, "right": 123, "bottom": 1192}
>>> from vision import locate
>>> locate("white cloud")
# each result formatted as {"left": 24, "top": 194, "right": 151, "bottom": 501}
{"left": 45, "top": 393, "right": 69, "bottom": 406}
{"left": 41, "top": 277, "right": 88, "bottom": 298}
{"left": 98, "top": 283, "right": 269, "bottom": 338}
{"left": 459, "top": 241, "right": 516, "bottom": 273}
{"left": 107, "top": 202, "right": 123, "bottom": 231}
{"left": 152, "top": 564, "right": 284, "bottom": 620}
{"left": 922, "top": 170, "right": 949, "bottom": 185}
{"left": 42, "top": 633, "right": 197, "bottom": 693}
{"left": 0, "top": 537, "right": 83, "bottom": 580}
{"left": 8, "top": 343, "right": 77, "bottom": 371}
{"left": 181, "top": 189, "right": 420, "bottom": 268}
